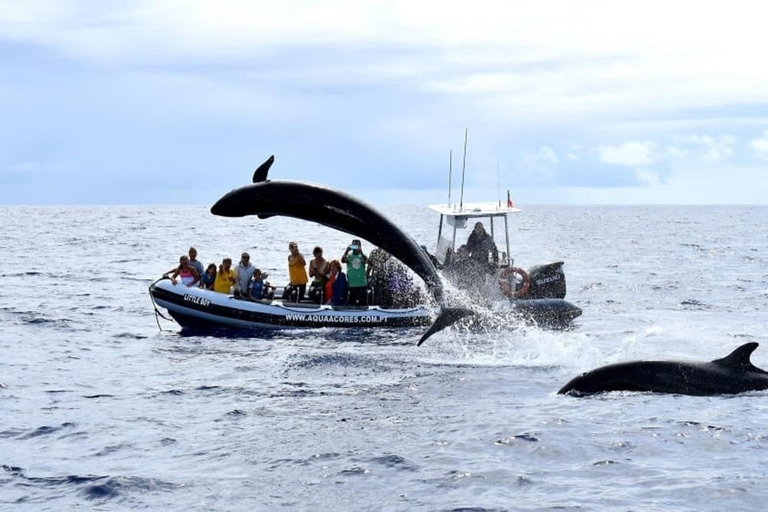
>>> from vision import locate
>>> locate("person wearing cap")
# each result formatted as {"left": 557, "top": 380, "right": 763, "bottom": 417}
{"left": 342, "top": 239, "right": 368, "bottom": 306}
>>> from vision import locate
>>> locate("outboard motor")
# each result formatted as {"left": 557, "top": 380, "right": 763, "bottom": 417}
{"left": 526, "top": 261, "right": 566, "bottom": 299}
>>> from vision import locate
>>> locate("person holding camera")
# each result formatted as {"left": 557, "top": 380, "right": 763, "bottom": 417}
{"left": 341, "top": 239, "right": 368, "bottom": 306}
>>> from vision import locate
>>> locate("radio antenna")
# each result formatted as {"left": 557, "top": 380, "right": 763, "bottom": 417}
{"left": 459, "top": 128, "right": 468, "bottom": 209}
{"left": 448, "top": 150, "right": 452, "bottom": 206}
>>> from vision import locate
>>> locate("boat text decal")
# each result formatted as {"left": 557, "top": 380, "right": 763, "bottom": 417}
{"left": 285, "top": 313, "right": 389, "bottom": 324}
{"left": 184, "top": 294, "right": 211, "bottom": 307}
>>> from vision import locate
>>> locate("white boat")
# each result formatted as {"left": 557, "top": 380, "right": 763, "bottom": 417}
{"left": 427, "top": 198, "right": 582, "bottom": 327}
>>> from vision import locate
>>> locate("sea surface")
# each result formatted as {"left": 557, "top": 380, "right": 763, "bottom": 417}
{"left": 3, "top": 204, "right": 768, "bottom": 511}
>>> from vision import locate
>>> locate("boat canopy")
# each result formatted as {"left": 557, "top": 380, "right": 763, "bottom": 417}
{"left": 428, "top": 201, "right": 521, "bottom": 266}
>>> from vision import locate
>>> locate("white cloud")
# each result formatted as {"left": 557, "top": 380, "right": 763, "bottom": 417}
{"left": 3, "top": 1, "right": 768, "bottom": 203}
{"left": 635, "top": 169, "right": 660, "bottom": 187}
{"left": 750, "top": 130, "right": 768, "bottom": 161}
{"left": 688, "top": 135, "right": 735, "bottom": 161}
{"left": 667, "top": 146, "right": 687, "bottom": 158}
{"left": 538, "top": 146, "right": 559, "bottom": 164}
{"left": 597, "top": 141, "right": 660, "bottom": 167}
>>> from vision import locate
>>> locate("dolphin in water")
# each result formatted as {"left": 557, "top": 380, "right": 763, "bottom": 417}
{"left": 210, "top": 156, "right": 472, "bottom": 345}
{"left": 558, "top": 342, "right": 768, "bottom": 396}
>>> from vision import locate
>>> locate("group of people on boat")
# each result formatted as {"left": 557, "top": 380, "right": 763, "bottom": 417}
{"left": 164, "top": 240, "right": 425, "bottom": 309}
{"left": 283, "top": 239, "right": 422, "bottom": 308}
{"left": 164, "top": 247, "right": 273, "bottom": 299}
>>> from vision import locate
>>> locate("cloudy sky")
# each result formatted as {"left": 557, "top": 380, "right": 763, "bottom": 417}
{"left": 2, "top": 0, "right": 768, "bottom": 205}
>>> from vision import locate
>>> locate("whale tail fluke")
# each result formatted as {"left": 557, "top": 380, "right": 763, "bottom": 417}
{"left": 417, "top": 307, "right": 474, "bottom": 346}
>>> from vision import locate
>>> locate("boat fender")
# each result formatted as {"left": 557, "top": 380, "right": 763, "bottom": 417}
{"left": 498, "top": 267, "right": 530, "bottom": 299}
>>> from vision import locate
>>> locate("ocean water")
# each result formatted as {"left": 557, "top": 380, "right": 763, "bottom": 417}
{"left": 2, "top": 204, "right": 768, "bottom": 510}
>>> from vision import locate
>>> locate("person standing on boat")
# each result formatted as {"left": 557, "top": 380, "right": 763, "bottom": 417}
{"left": 234, "top": 252, "right": 255, "bottom": 297}
{"left": 214, "top": 258, "right": 236, "bottom": 294}
{"left": 187, "top": 247, "right": 205, "bottom": 277}
{"left": 287, "top": 242, "right": 308, "bottom": 301}
{"left": 342, "top": 239, "right": 368, "bottom": 306}
{"left": 466, "top": 222, "right": 499, "bottom": 267}
{"left": 167, "top": 255, "right": 200, "bottom": 287}
{"left": 308, "top": 246, "right": 329, "bottom": 303}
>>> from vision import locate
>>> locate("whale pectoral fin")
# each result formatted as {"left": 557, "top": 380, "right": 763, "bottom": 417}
{"left": 252, "top": 155, "right": 275, "bottom": 183}
{"left": 417, "top": 307, "right": 474, "bottom": 346}
{"left": 713, "top": 342, "right": 760, "bottom": 369}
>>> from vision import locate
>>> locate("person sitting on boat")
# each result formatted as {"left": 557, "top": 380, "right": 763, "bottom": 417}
{"left": 308, "top": 246, "right": 329, "bottom": 303}
{"left": 164, "top": 247, "right": 204, "bottom": 278}
{"left": 324, "top": 259, "right": 348, "bottom": 306}
{"left": 287, "top": 241, "right": 308, "bottom": 302}
{"left": 214, "top": 258, "right": 236, "bottom": 294}
{"left": 466, "top": 222, "right": 499, "bottom": 267}
{"left": 167, "top": 255, "right": 200, "bottom": 287}
{"left": 234, "top": 252, "right": 255, "bottom": 297}
{"left": 199, "top": 263, "right": 217, "bottom": 290}
{"left": 342, "top": 239, "right": 368, "bottom": 306}
{"left": 249, "top": 268, "right": 269, "bottom": 300}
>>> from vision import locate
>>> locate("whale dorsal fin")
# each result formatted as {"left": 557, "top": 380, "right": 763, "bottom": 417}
{"left": 712, "top": 342, "right": 760, "bottom": 370}
{"left": 252, "top": 155, "right": 275, "bottom": 183}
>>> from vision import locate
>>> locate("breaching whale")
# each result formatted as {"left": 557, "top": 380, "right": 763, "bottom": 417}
{"left": 210, "top": 156, "right": 473, "bottom": 345}
{"left": 558, "top": 342, "right": 768, "bottom": 396}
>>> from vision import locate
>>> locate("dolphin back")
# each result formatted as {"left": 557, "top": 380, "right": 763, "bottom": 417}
{"left": 711, "top": 342, "right": 765, "bottom": 372}
{"left": 559, "top": 343, "right": 768, "bottom": 396}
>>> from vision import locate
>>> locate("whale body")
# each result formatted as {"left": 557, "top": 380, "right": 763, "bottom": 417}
{"left": 558, "top": 342, "right": 768, "bottom": 396}
{"left": 210, "top": 156, "right": 472, "bottom": 345}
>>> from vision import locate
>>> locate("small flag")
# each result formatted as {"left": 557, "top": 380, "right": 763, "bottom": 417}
{"left": 507, "top": 190, "right": 514, "bottom": 208}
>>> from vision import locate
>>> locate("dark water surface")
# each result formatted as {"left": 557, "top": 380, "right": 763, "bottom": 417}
{"left": 3, "top": 205, "right": 768, "bottom": 510}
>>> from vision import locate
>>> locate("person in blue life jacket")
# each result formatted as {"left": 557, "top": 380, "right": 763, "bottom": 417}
{"left": 249, "top": 268, "right": 269, "bottom": 300}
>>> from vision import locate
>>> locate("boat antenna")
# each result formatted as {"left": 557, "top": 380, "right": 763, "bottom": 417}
{"left": 448, "top": 149, "right": 453, "bottom": 206}
{"left": 460, "top": 128, "right": 468, "bottom": 209}
{"left": 496, "top": 159, "right": 501, "bottom": 209}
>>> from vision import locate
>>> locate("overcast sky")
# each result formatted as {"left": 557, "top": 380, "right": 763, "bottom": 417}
{"left": 2, "top": 0, "right": 768, "bottom": 205}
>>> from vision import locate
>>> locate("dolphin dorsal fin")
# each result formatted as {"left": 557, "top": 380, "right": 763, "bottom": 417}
{"left": 252, "top": 155, "right": 275, "bottom": 183}
{"left": 713, "top": 342, "right": 760, "bottom": 369}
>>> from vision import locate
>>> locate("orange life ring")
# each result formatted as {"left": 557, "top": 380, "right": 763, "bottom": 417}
{"left": 498, "top": 266, "right": 530, "bottom": 299}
